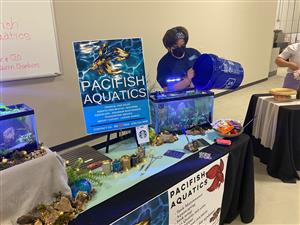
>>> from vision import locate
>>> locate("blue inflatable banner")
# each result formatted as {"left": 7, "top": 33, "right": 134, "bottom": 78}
{"left": 73, "top": 38, "right": 150, "bottom": 134}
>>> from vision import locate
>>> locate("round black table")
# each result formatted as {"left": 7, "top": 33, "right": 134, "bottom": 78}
{"left": 244, "top": 94, "right": 300, "bottom": 183}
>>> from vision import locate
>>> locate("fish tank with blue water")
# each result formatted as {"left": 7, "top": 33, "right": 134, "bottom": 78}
{"left": 0, "top": 104, "right": 39, "bottom": 158}
{"left": 150, "top": 89, "right": 214, "bottom": 133}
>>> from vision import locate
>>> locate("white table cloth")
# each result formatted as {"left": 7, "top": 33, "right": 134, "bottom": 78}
{"left": 0, "top": 148, "right": 70, "bottom": 225}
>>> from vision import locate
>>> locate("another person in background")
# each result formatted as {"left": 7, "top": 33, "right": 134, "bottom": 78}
{"left": 156, "top": 26, "right": 201, "bottom": 91}
{"left": 275, "top": 43, "right": 300, "bottom": 90}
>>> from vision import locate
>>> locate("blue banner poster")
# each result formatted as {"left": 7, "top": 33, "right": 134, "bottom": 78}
{"left": 111, "top": 155, "right": 229, "bottom": 225}
{"left": 73, "top": 38, "right": 150, "bottom": 134}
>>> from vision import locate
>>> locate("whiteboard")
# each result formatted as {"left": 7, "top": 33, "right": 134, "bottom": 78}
{"left": 0, "top": 0, "right": 61, "bottom": 82}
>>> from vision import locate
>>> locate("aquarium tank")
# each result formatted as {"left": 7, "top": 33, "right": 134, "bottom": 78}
{"left": 150, "top": 89, "right": 214, "bottom": 133}
{"left": 0, "top": 103, "right": 39, "bottom": 158}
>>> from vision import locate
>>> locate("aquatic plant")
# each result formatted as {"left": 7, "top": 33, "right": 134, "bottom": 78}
{"left": 0, "top": 104, "right": 24, "bottom": 116}
{"left": 0, "top": 148, "right": 10, "bottom": 156}
{"left": 16, "top": 133, "right": 34, "bottom": 144}
{"left": 66, "top": 158, "right": 102, "bottom": 186}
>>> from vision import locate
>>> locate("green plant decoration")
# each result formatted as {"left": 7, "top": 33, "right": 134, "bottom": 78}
{"left": 149, "top": 126, "right": 157, "bottom": 145}
{"left": 0, "top": 104, "right": 24, "bottom": 116}
{"left": 66, "top": 158, "right": 103, "bottom": 186}
{"left": 16, "top": 133, "right": 34, "bottom": 144}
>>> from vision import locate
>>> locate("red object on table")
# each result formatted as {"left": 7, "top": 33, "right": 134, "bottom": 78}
{"left": 216, "top": 138, "right": 232, "bottom": 146}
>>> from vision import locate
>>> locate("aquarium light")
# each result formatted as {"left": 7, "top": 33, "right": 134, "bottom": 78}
{"left": 166, "top": 78, "right": 181, "bottom": 83}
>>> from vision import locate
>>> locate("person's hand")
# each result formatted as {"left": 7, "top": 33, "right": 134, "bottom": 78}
{"left": 293, "top": 69, "right": 300, "bottom": 80}
{"left": 186, "top": 68, "right": 195, "bottom": 81}
{"left": 288, "top": 62, "right": 299, "bottom": 71}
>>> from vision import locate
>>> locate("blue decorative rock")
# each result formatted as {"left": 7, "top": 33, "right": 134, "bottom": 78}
{"left": 70, "top": 179, "right": 92, "bottom": 199}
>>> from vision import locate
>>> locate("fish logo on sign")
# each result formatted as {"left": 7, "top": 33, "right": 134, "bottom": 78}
{"left": 206, "top": 159, "right": 224, "bottom": 192}
{"left": 90, "top": 42, "right": 130, "bottom": 76}
{"left": 224, "top": 78, "right": 236, "bottom": 89}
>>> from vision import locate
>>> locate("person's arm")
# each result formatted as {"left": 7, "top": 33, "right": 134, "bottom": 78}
{"left": 275, "top": 44, "right": 299, "bottom": 71}
{"left": 157, "top": 66, "right": 192, "bottom": 91}
{"left": 172, "top": 67, "right": 194, "bottom": 91}
{"left": 173, "top": 77, "right": 192, "bottom": 90}
{"left": 275, "top": 57, "right": 299, "bottom": 71}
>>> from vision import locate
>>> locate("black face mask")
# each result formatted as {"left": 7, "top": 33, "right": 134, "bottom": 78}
{"left": 171, "top": 46, "right": 186, "bottom": 59}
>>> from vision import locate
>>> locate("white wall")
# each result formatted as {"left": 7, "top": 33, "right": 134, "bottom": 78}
{"left": 0, "top": 1, "right": 277, "bottom": 147}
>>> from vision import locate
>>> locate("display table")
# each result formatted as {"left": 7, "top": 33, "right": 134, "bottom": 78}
{"left": 69, "top": 133, "right": 254, "bottom": 225}
{"left": 244, "top": 94, "right": 300, "bottom": 183}
{"left": 0, "top": 149, "right": 71, "bottom": 225}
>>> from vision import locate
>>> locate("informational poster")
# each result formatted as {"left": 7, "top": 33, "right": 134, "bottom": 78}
{"left": 111, "top": 154, "right": 228, "bottom": 225}
{"left": 111, "top": 192, "right": 169, "bottom": 225}
{"left": 73, "top": 38, "right": 150, "bottom": 134}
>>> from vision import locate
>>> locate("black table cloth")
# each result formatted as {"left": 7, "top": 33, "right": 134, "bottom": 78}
{"left": 70, "top": 134, "right": 254, "bottom": 225}
{"left": 244, "top": 94, "right": 300, "bottom": 183}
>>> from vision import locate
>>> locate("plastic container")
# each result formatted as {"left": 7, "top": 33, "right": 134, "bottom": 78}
{"left": 150, "top": 89, "right": 214, "bottom": 133}
{"left": 192, "top": 54, "right": 244, "bottom": 90}
{"left": 0, "top": 104, "right": 39, "bottom": 158}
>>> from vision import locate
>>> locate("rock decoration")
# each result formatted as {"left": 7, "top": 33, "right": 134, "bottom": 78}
{"left": 0, "top": 144, "right": 47, "bottom": 171}
{"left": 184, "top": 140, "right": 203, "bottom": 152}
{"left": 17, "top": 191, "right": 95, "bottom": 225}
{"left": 153, "top": 131, "right": 178, "bottom": 146}
{"left": 185, "top": 126, "right": 206, "bottom": 135}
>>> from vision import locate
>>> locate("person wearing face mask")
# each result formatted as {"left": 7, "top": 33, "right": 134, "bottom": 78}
{"left": 156, "top": 26, "right": 201, "bottom": 91}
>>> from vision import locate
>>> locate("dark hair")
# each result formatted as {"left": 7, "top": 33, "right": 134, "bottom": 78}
{"left": 163, "top": 26, "right": 189, "bottom": 49}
